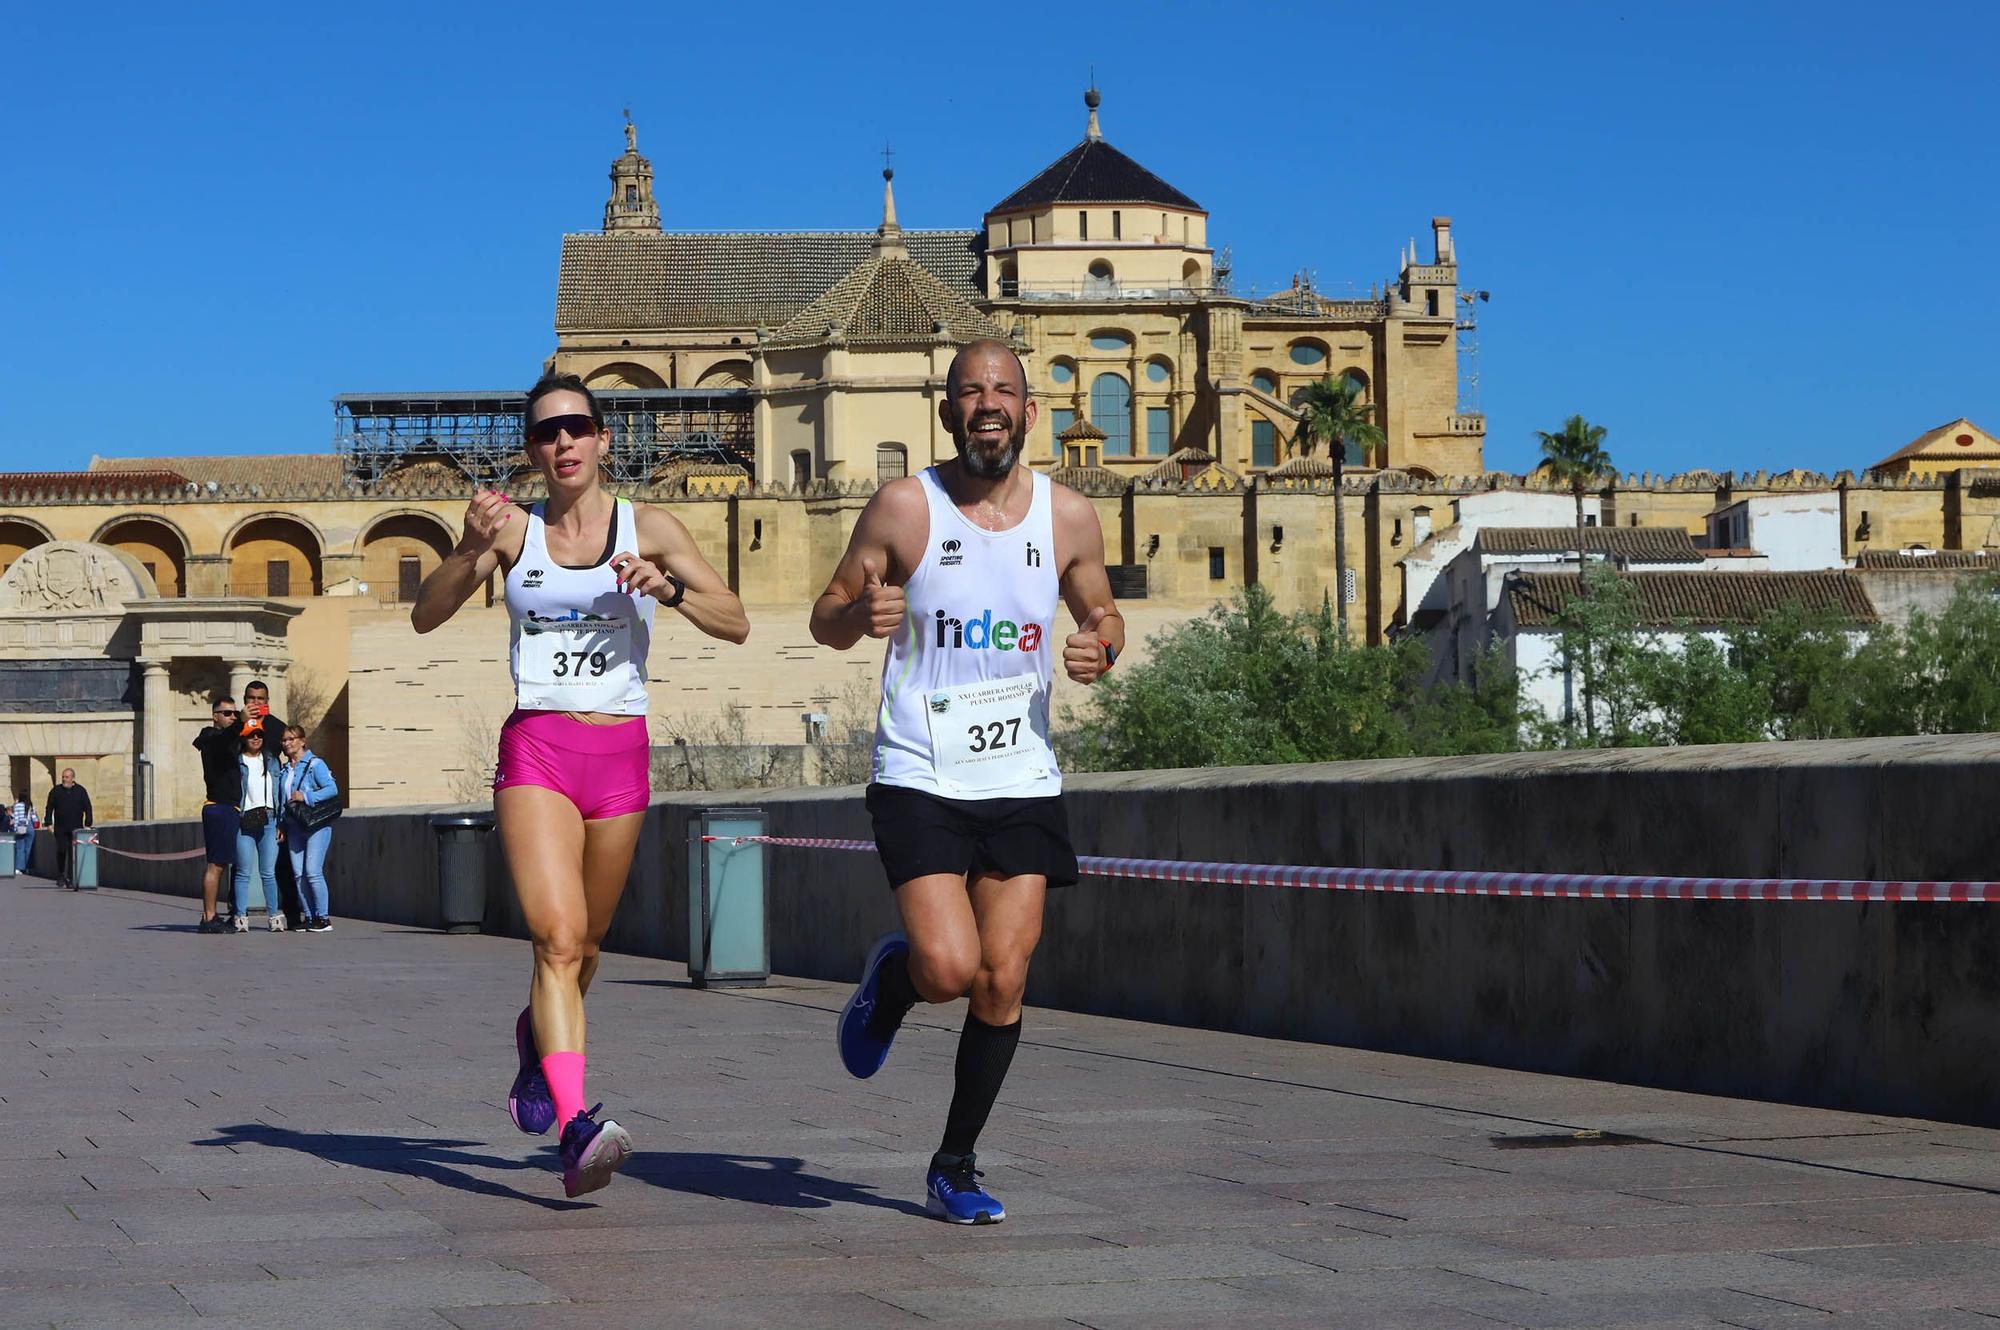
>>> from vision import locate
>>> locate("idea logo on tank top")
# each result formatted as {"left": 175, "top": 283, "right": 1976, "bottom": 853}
{"left": 930, "top": 608, "right": 1047, "bottom": 653}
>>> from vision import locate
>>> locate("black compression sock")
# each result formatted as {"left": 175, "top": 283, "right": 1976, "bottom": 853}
{"left": 938, "top": 1013, "right": 1023, "bottom": 1159}
{"left": 865, "top": 950, "right": 920, "bottom": 1037}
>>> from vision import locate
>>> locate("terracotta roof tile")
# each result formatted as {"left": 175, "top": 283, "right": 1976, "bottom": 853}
{"left": 1478, "top": 526, "right": 1704, "bottom": 564}
{"left": 90, "top": 454, "right": 346, "bottom": 490}
{"left": 0, "top": 469, "right": 189, "bottom": 499}
{"left": 1855, "top": 549, "right": 1999, "bottom": 570}
{"left": 557, "top": 230, "right": 984, "bottom": 332}
{"left": 1505, "top": 570, "right": 1878, "bottom": 628}
{"left": 766, "top": 252, "right": 1006, "bottom": 348}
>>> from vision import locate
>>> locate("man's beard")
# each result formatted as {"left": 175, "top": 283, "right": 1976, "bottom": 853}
{"left": 955, "top": 411, "right": 1026, "bottom": 479}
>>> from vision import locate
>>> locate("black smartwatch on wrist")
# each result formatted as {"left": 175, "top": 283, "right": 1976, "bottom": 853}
{"left": 660, "top": 574, "right": 687, "bottom": 608}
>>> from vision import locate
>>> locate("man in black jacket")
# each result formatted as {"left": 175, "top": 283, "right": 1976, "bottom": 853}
{"left": 190, "top": 683, "right": 286, "bottom": 933}
{"left": 44, "top": 769, "right": 93, "bottom": 890}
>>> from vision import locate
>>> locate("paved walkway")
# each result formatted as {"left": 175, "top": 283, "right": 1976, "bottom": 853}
{"left": 6, "top": 877, "right": 2000, "bottom": 1329}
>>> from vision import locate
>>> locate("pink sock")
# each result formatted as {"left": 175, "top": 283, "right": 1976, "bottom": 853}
{"left": 540, "top": 1051, "right": 586, "bottom": 1127}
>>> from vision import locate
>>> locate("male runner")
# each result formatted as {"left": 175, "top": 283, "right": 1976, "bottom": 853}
{"left": 811, "top": 338, "right": 1123, "bottom": 1224}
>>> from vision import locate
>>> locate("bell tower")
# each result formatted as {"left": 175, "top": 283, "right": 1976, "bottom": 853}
{"left": 603, "top": 111, "right": 661, "bottom": 235}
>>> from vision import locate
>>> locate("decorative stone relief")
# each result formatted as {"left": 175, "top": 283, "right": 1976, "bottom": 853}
{"left": 0, "top": 543, "right": 152, "bottom": 612}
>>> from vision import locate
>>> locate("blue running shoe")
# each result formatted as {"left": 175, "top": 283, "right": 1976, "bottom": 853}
{"left": 507, "top": 1007, "right": 556, "bottom": 1136}
{"left": 837, "top": 931, "right": 909, "bottom": 1079}
{"left": 558, "top": 1103, "right": 633, "bottom": 1199}
{"left": 926, "top": 1153, "right": 1005, "bottom": 1224}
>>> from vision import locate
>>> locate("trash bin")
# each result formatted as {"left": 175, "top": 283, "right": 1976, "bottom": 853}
{"left": 73, "top": 828, "right": 100, "bottom": 891}
{"left": 0, "top": 831, "right": 14, "bottom": 879}
{"left": 686, "top": 808, "right": 769, "bottom": 988}
{"left": 431, "top": 812, "right": 495, "bottom": 934}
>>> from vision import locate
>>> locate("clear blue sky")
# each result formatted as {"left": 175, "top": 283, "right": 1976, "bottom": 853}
{"left": 4, "top": 1, "right": 1992, "bottom": 479}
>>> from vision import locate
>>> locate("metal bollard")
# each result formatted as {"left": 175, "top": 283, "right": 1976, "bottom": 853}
{"left": 430, "top": 812, "right": 495, "bottom": 933}
{"left": 72, "top": 828, "right": 99, "bottom": 890}
{"left": 687, "top": 809, "right": 768, "bottom": 988}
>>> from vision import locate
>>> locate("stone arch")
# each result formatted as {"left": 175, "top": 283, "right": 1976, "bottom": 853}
{"left": 358, "top": 509, "right": 455, "bottom": 604}
{"left": 695, "top": 359, "right": 753, "bottom": 389}
{"left": 92, "top": 514, "right": 190, "bottom": 597}
{"left": 1181, "top": 257, "right": 1201, "bottom": 287}
{"left": 998, "top": 257, "right": 1019, "bottom": 296}
{"left": 0, "top": 516, "right": 53, "bottom": 580}
{"left": 1338, "top": 366, "right": 1372, "bottom": 399}
{"left": 583, "top": 361, "right": 665, "bottom": 390}
{"left": 225, "top": 512, "right": 324, "bottom": 598}
{"left": 1085, "top": 260, "right": 1116, "bottom": 296}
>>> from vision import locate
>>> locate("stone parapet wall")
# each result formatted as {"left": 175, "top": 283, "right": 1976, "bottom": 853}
{"left": 94, "top": 733, "right": 2000, "bottom": 1126}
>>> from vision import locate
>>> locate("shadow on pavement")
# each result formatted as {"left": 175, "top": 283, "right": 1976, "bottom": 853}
{"left": 196, "top": 1121, "right": 592, "bottom": 1212}
{"left": 630, "top": 1151, "right": 931, "bottom": 1218}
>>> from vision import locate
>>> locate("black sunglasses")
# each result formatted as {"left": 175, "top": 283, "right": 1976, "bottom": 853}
{"left": 524, "top": 413, "right": 601, "bottom": 447}
{"left": 215, "top": 708, "right": 239, "bottom": 718}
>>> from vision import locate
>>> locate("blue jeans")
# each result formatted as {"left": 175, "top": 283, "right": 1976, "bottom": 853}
{"left": 285, "top": 819, "right": 332, "bottom": 918}
{"left": 12, "top": 830, "right": 31, "bottom": 874}
{"left": 233, "top": 817, "right": 281, "bottom": 915}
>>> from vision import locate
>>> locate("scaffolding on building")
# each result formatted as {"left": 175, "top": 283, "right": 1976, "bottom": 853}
{"left": 333, "top": 389, "right": 755, "bottom": 488}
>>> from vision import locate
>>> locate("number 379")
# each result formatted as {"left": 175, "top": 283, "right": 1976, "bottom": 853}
{"left": 965, "top": 718, "right": 1022, "bottom": 753}
{"left": 551, "top": 650, "right": 609, "bottom": 678}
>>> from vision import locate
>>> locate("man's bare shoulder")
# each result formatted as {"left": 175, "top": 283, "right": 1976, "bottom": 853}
{"left": 863, "top": 474, "right": 929, "bottom": 522}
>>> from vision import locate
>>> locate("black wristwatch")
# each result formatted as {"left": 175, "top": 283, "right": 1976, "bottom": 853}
{"left": 660, "top": 574, "right": 687, "bottom": 609}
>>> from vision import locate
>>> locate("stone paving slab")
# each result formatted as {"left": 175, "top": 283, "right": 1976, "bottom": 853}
{"left": 5, "top": 875, "right": 2000, "bottom": 1328}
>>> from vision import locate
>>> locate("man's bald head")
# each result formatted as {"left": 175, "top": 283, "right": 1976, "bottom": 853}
{"left": 945, "top": 339, "right": 1028, "bottom": 398}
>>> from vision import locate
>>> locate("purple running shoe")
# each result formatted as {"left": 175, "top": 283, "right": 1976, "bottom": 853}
{"left": 508, "top": 1007, "right": 557, "bottom": 1135}
{"left": 558, "top": 1104, "right": 633, "bottom": 1199}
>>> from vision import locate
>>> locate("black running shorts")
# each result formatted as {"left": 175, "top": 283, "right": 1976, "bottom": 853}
{"left": 865, "top": 782, "right": 1079, "bottom": 890}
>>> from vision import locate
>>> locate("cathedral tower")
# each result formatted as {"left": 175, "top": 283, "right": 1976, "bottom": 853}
{"left": 603, "top": 113, "right": 661, "bottom": 235}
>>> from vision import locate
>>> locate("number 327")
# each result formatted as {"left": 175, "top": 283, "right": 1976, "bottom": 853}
{"left": 965, "top": 718, "right": 1022, "bottom": 753}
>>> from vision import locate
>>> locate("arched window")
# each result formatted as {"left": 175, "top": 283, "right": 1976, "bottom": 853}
{"left": 876, "top": 443, "right": 908, "bottom": 482}
{"left": 790, "top": 451, "right": 813, "bottom": 490}
{"left": 1338, "top": 367, "right": 1371, "bottom": 399}
{"left": 1145, "top": 359, "right": 1171, "bottom": 385}
{"left": 0, "top": 518, "right": 52, "bottom": 582}
{"left": 583, "top": 361, "right": 665, "bottom": 390}
{"left": 1181, "top": 257, "right": 1201, "bottom": 289}
{"left": 694, "top": 360, "right": 752, "bottom": 389}
{"left": 1090, "top": 373, "right": 1132, "bottom": 457}
{"left": 1047, "top": 359, "right": 1075, "bottom": 386}
{"left": 998, "top": 258, "right": 1018, "bottom": 297}
{"left": 1087, "top": 330, "right": 1130, "bottom": 353}
{"left": 1085, "top": 261, "right": 1115, "bottom": 297}
{"left": 361, "top": 513, "right": 455, "bottom": 604}
{"left": 97, "top": 517, "right": 189, "bottom": 597}
{"left": 229, "top": 516, "right": 322, "bottom": 598}
{"left": 1250, "top": 371, "right": 1279, "bottom": 396}
{"left": 1289, "top": 341, "right": 1328, "bottom": 367}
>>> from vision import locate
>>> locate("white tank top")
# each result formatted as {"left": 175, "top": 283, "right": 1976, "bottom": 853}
{"left": 872, "top": 466, "right": 1061, "bottom": 799}
{"left": 505, "top": 498, "right": 655, "bottom": 715}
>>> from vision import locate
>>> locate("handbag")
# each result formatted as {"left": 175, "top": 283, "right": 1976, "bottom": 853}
{"left": 239, "top": 806, "right": 270, "bottom": 835}
{"left": 295, "top": 797, "right": 342, "bottom": 832}
{"left": 292, "top": 757, "right": 342, "bottom": 831}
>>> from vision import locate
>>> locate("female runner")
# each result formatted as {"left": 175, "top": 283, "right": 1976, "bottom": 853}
{"left": 413, "top": 371, "right": 749, "bottom": 1196}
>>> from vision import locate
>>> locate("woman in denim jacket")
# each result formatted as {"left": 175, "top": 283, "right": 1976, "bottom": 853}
{"left": 278, "top": 726, "right": 339, "bottom": 933}
{"left": 234, "top": 727, "right": 285, "bottom": 931}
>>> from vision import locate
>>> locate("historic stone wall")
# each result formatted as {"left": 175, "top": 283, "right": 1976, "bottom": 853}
{"left": 94, "top": 732, "right": 2000, "bottom": 1126}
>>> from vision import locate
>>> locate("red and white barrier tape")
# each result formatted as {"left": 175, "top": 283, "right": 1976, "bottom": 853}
{"left": 702, "top": 834, "right": 1999, "bottom": 903}
{"left": 93, "top": 845, "right": 209, "bottom": 862}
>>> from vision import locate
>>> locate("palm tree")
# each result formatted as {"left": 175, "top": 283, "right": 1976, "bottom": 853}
{"left": 1534, "top": 415, "right": 1612, "bottom": 530}
{"left": 1291, "top": 375, "right": 1386, "bottom": 636}
{"left": 1534, "top": 415, "right": 1613, "bottom": 741}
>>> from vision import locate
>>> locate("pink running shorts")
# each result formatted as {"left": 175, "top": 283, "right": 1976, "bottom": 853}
{"left": 492, "top": 710, "right": 650, "bottom": 821}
